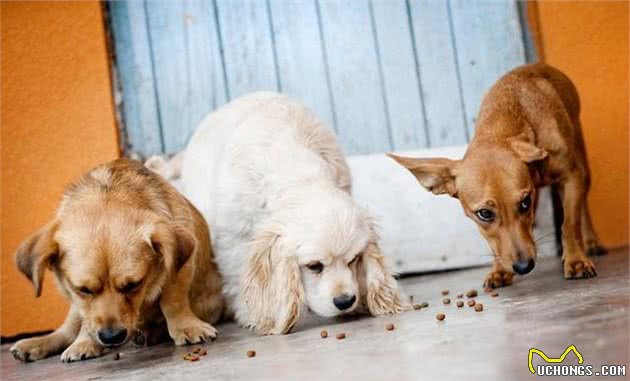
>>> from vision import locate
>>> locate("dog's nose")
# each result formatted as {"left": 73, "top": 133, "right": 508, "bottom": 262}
{"left": 512, "top": 258, "right": 535, "bottom": 275}
{"left": 98, "top": 327, "right": 128, "bottom": 346}
{"left": 333, "top": 294, "right": 357, "bottom": 311}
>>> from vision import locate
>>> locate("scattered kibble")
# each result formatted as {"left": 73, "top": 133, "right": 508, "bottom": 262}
{"left": 466, "top": 289, "right": 478, "bottom": 298}
{"left": 436, "top": 313, "right": 446, "bottom": 321}
{"left": 183, "top": 353, "right": 199, "bottom": 361}
{"left": 247, "top": 350, "right": 256, "bottom": 358}
{"left": 385, "top": 323, "right": 395, "bottom": 331}
{"left": 420, "top": 302, "right": 429, "bottom": 308}
{"left": 320, "top": 330, "right": 328, "bottom": 338}
{"left": 441, "top": 290, "right": 449, "bottom": 296}
{"left": 336, "top": 333, "right": 346, "bottom": 340}
{"left": 113, "top": 352, "right": 121, "bottom": 361}
{"left": 456, "top": 301, "right": 464, "bottom": 308}
{"left": 474, "top": 303, "right": 484, "bottom": 312}
{"left": 491, "top": 292, "right": 499, "bottom": 297}
{"left": 413, "top": 304, "right": 422, "bottom": 310}
{"left": 467, "top": 300, "right": 476, "bottom": 307}
{"left": 442, "top": 298, "right": 451, "bottom": 305}
{"left": 457, "top": 294, "right": 463, "bottom": 299}
{"left": 197, "top": 348, "right": 207, "bottom": 356}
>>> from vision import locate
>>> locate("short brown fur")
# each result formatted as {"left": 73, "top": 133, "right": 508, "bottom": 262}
{"left": 10, "top": 159, "right": 224, "bottom": 362}
{"left": 389, "top": 63, "right": 605, "bottom": 287}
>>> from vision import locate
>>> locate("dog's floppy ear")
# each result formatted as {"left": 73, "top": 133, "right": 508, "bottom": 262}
{"left": 15, "top": 220, "right": 60, "bottom": 297}
{"left": 508, "top": 139, "right": 548, "bottom": 163}
{"left": 146, "top": 222, "right": 196, "bottom": 273}
{"left": 387, "top": 153, "right": 459, "bottom": 197}
{"left": 243, "top": 231, "right": 304, "bottom": 335}
{"left": 356, "top": 219, "right": 410, "bottom": 315}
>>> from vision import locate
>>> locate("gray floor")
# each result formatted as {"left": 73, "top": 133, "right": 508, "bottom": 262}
{"left": 2, "top": 248, "right": 628, "bottom": 381}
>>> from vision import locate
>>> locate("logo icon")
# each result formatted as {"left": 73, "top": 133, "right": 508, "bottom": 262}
{"left": 528, "top": 345, "right": 584, "bottom": 374}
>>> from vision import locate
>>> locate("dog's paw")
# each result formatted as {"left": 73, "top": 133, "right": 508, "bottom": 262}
{"left": 60, "top": 340, "right": 103, "bottom": 363}
{"left": 564, "top": 257, "right": 597, "bottom": 279}
{"left": 483, "top": 269, "right": 514, "bottom": 289}
{"left": 10, "top": 338, "right": 51, "bottom": 362}
{"left": 168, "top": 318, "right": 217, "bottom": 346}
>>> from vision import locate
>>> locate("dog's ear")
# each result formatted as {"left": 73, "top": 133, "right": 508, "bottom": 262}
{"left": 356, "top": 219, "right": 410, "bottom": 315}
{"left": 508, "top": 139, "right": 548, "bottom": 163}
{"left": 15, "top": 220, "right": 60, "bottom": 297}
{"left": 146, "top": 222, "right": 196, "bottom": 273}
{"left": 243, "top": 231, "right": 304, "bottom": 335}
{"left": 387, "top": 153, "right": 459, "bottom": 197}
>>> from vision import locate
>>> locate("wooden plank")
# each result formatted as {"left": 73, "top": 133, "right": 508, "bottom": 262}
{"left": 215, "top": 0, "right": 279, "bottom": 99}
{"left": 317, "top": 0, "right": 391, "bottom": 155}
{"left": 371, "top": 0, "right": 428, "bottom": 150}
{"left": 145, "top": 0, "right": 227, "bottom": 154}
{"left": 408, "top": 0, "right": 468, "bottom": 146}
{"left": 182, "top": 1, "right": 228, "bottom": 124}
{"left": 109, "top": 1, "right": 163, "bottom": 155}
{"left": 268, "top": 0, "right": 335, "bottom": 132}
{"left": 449, "top": 0, "right": 526, "bottom": 138}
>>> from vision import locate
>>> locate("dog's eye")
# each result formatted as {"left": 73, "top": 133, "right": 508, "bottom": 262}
{"left": 475, "top": 208, "right": 495, "bottom": 222}
{"left": 306, "top": 262, "right": 324, "bottom": 274}
{"left": 119, "top": 281, "right": 141, "bottom": 294}
{"left": 78, "top": 286, "right": 93, "bottom": 296}
{"left": 519, "top": 194, "right": 532, "bottom": 214}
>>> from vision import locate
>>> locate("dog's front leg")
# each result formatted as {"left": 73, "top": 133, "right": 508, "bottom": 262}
{"left": 10, "top": 305, "right": 82, "bottom": 362}
{"left": 483, "top": 261, "right": 514, "bottom": 289}
{"left": 560, "top": 171, "right": 597, "bottom": 279}
{"left": 160, "top": 266, "right": 218, "bottom": 345}
{"left": 60, "top": 317, "right": 104, "bottom": 362}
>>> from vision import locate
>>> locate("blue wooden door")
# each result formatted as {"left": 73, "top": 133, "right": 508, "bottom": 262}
{"left": 109, "top": 0, "right": 532, "bottom": 157}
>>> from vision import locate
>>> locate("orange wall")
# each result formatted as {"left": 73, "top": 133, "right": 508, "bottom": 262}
{"left": 1, "top": 1, "right": 120, "bottom": 336}
{"left": 530, "top": 1, "right": 629, "bottom": 248}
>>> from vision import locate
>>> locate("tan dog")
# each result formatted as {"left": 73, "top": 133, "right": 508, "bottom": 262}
{"left": 10, "top": 159, "right": 224, "bottom": 362}
{"left": 389, "top": 63, "right": 605, "bottom": 288}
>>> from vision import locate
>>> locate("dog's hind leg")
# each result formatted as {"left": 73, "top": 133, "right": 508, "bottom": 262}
{"left": 10, "top": 305, "right": 82, "bottom": 362}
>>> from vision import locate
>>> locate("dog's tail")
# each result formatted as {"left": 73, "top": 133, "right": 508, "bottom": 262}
{"left": 145, "top": 152, "right": 184, "bottom": 180}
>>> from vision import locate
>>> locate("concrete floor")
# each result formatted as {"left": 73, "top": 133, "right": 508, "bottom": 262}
{"left": 2, "top": 248, "right": 628, "bottom": 381}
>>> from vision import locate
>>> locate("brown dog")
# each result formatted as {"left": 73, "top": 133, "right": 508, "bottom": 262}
{"left": 389, "top": 63, "right": 605, "bottom": 288}
{"left": 10, "top": 159, "right": 224, "bottom": 362}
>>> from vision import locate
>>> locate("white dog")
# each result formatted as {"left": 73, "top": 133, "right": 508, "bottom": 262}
{"left": 153, "top": 92, "right": 408, "bottom": 335}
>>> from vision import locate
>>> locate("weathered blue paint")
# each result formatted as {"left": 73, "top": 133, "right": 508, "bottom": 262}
{"left": 109, "top": 0, "right": 163, "bottom": 155}
{"left": 109, "top": 0, "right": 530, "bottom": 156}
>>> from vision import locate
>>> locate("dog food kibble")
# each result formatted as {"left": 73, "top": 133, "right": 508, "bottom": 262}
{"left": 456, "top": 301, "right": 464, "bottom": 308}
{"left": 442, "top": 298, "right": 451, "bottom": 305}
{"left": 436, "top": 313, "right": 446, "bottom": 321}
{"left": 113, "top": 352, "right": 121, "bottom": 361}
{"left": 246, "top": 350, "right": 256, "bottom": 358}
{"left": 420, "top": 302, "right": 429, "bottom": 308}
{"left": 189, "top": 355, "right": 200, "bottom": 362}
{"left": 385, "top": 323, "right": 395, "bottom": 331}
{"left": 197, "top": 348, "right": 207, "bottom": 356}
{"left": 336, "top": 333, "right": 346, "bottom": 340}
{"left": 491, "top": 291, "right": 499, "bottom": 297}
{"left": 467, "top": 300, "right": 476, "bottom": 307}
{"left": 441, "top": 290, "right": 449, "bottom": 296}
{"left": 413, "top": 304, "right": 422, "bottom": 310}
{"left": 474, "top": 303, "right": 484, "bottom": 312}
{"left": 457, "top": 293, "right": 463, "bottom": 299}
{"left": 466, "top": 289, "right": 478, "bottom": 298}
{"left": 320, "top": 330, "right": 328, "bottom": 338}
